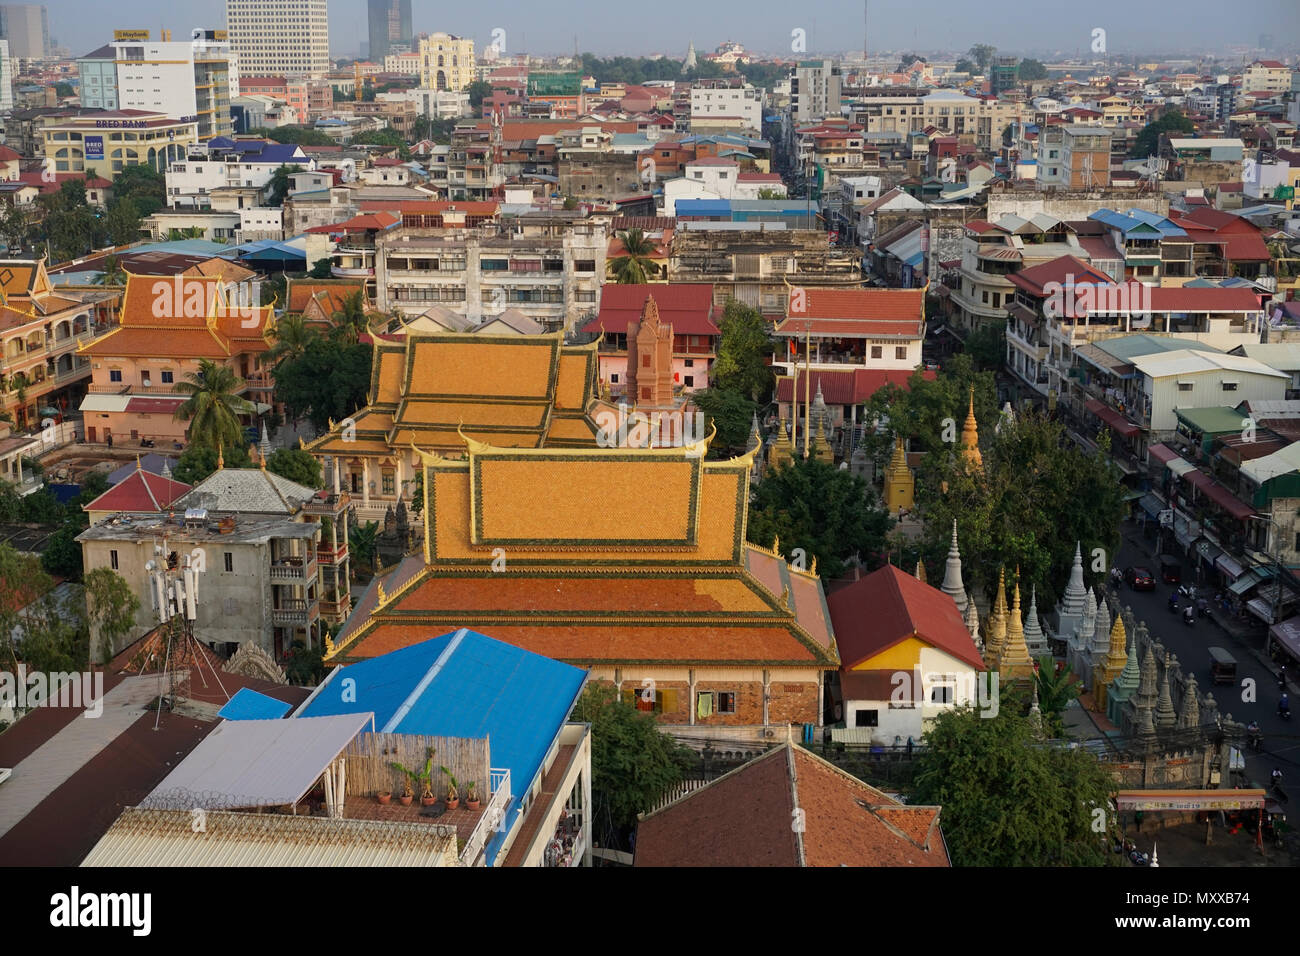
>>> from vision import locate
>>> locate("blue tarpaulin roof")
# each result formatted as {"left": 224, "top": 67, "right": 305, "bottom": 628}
{"left": 219, "top": 687, "right": 293, "bottom": 721}
{"left": 299, "top": 629, "right": 587, "bottom": 866}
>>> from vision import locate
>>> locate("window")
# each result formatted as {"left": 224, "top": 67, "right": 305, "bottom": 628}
{"left": 931, "top": 684, "right": 954, "bottom": 704}
{"left": 684, "top": 375, "right": 694, "bottom": 387}
{"left": 895, "top": 346, "right": 907, "bottom": 360}
{"left": 854, "top": 708, "right": 879, "bottom": 727}
{"left": 624, "top": 686, "right": 678, "bottom": 713}
{"left": 716, "top": 691, "right": 736, "bottom": 714}
{"left": 109, "top": 369, "right": 123, "bottom": 382}
{"left": 610, "top": 373, "right": 619, "bottom": 384}
{"left": 1222, "top": 382, "right": 1238, "bottom": 392}
{"left": 224, "top": 552, "right": 233, "bottom": 573}
{"left": 684, "top": 359, "right": 694, "bottom": 368}
{"left": 382, "top": 471, "right": 395, "bottom": 496}
{"left": 1177, "top": 382, "right": 1193, "bottom": 392}
{"left": 574, "top": 260, "right": 596, "bottom": 273}
{"left": 480, "top": 258, "right": 508, "bottom": 271}
{"left": 871, "top": 345, "right": 883, "bottom": 359}
{"left": 161, "top": 370, "right": 174, "bottom": 384}
{"left": 110, "top": 549, "right": 119, "bottom": 570}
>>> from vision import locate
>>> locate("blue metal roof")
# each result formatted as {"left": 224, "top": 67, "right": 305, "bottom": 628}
{"left": 219, "top": 687, "right": 293, "bottom": 720}
{"left": 299, "top": 629, "right": 587, "bottom": 866}
{"left": 1089, "top": 208, "right": 1163, "bottom": 236}
{"left": 1122, "top": 208, "right": 1187, "bottom": 238}
{"left": 676, "top": 199, "right": 732, "bottom": 216}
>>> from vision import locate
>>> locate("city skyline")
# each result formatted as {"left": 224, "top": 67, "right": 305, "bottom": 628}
{"left": 40, "top": 0, "right": 1300, "bottom": 62}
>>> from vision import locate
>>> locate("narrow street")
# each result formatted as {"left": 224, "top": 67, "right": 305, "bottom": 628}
{"left": 1110, "top": 523, "right": 1300, "bottom": 790}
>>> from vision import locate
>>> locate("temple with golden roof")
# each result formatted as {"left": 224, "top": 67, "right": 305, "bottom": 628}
{"left": 324, "top": 427, "right": 839, "bottom": 730}
{"left": 304, "top": 331, "right": 607, "bottom": 524}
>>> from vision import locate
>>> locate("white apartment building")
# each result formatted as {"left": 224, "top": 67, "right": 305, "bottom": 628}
{"left": 791, "top": 60, "right": 842, "bottom": 124}
{"left": 113, "top": 33, "right": 235, "bottom": 139}
{"left": 1242, "top": 60, "right": 1292, "bottom": 94}
{"left": 383, "top": 51, "right": 422, "bottom": 75}
{"left": 166, "top": 139, "right": 314, "bottom": 209}
{"left": 225, "top": 0, "right": 330, "bottom": 79}
{"left": 689, "top": 81, "right": 762, "bottom": 132}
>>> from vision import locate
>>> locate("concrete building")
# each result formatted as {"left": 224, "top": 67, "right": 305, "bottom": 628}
{"left": 1037, "top": 125, "right": 1112, "bottom": 189}
{"left": 689, "top": 78, "right": 762, "bottom": 133}
{"left": 111, "top": 33, "right": 234, "bottom": 139}
{"left": 1243, "top": 60, "right": 1292, "bottom": 94}
{"left": 42, "top": 110, "right": 200, "bottom": 178}
{"left": 76, "top": 43, "right": 118, "bottom": 110}
{"left": 791, "top": 60, "right": 842, "bottom": 124}
{"left": 0, "top": 39, "right": 12, "bottom": 112}
{"left": 367, "top": 0, "right": 412, "bottom": 62}
{"left": 0, "top": 3, "right": 47, "bottom": 60}
{"left": 418, "top": 32, "right": 475, "bottom": 92}
{"left": 225, "top": 0, "right": 330, "bottom": 79}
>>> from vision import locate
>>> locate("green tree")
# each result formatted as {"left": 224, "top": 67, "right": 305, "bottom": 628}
{"left": 102, "top": 199, "right": 142, "bottom": 247}
{"left": 609, "top": 228, "right": 657, "bottom": 284}
{"left": 410, "top": 468, "right": 424, "bottom": 516}
{"left": 286, "top": 639, "right": 326, "bottom": 684}
{"left": 896, "top": 53, "right": 927, "bottom": 72}
{"left": 175, "top": 359, "right": 255, "bottom": 450}
{"left": 711, "top": 299, "right": 773, "bottom": 402}
{"left": 690, "top": 388, "right": 756, "bottom": 456}
{"left": 59, "top": 178, "right": 88, "bottom": 209}
{"left": 329, "top": 289, "right": 370, "bottom": 344}
{"left": 748, "top": 458, "right": 894, "bottom": 580}
{"left": 266, "top": 164, "right": 304, "bottom": 207}
{"left": 54, "top": 81, "right": 74, "bottom": 98}
{"left": 570, "top": 683, "right": 695, "bottom": 832}
{"left": 955, "top": 58, "right": 977, "bottom": 74}
{"left": 964, "top": 321, "right": 1006, "bottom": 371}
{"left": 92, "top": 252, "right": 128, "bottom": 286}
{"left": 44, "top": 206, "right": 99, "bottom": 262}
{"left": 265, "top": 314, "right": 319, "bottom": 367}
{"left": 248, "top": 126, "right": 336, "bottom": 147}
{"left": 909, "top": 702, "right": 1116, "bottom": 866}
{"left": 171, "top": 443, "right": 253, "bottom": 485}
{"left": 83, "top": 566, "right": 141, "bottom": 664}
{"left": 308, "top": 256, "right": 333, "bottom": 278}
{"left": 913, "top": 410, "right": 1124, "bottom": 608}
{"left": 757, "top": 187, "right": 785, "bottom": 199}
{"left": 968, "top": 44, "right": 997, "bottom": 72}
{"left": 466, "top": 80, "right": 493, "bottom": 112}
{"left": 265, "top": 447, "right": 324, "bottom": 488}
{"left": 1018, "top": 58, "right": 1048, "bottom": 81}
{"left": 349, "top": 520, "right": 379, "bottom": 574}
{"left": 272, "top": 337, "right": 373, "bottom": 432}
{"left": 111, "top": 164, "right": 166, "bottom": 217}
{"left": 41, "top": 523, "right": 84, "bottom": 580}
{"left": 1034, "top": 657, "right": 1083, "bottom": 739}
{"left": 0, "top": 203, "right": 32, "bottom": 254}
{"left": 1130, "top": 109, "right": 1195, "bottom": 159}
{"left": 350, "top": 126, "right": 411, "bottom": 159}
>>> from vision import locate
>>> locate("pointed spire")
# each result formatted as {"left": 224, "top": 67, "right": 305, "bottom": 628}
{"left": 217, "top": 442, "right": 224, "bottom": 470}
{"left": 914, "top": 559, "right": 927, "bottom": 584}
{"left": 1155, "top": 654, "right": 1177, "bottom": 729}
{"left": 999, "top": 570, "right": 1033, "bottom": 673}
{"left": 1177, "top": 673, "right": 1201, "bottom": 729}
{"left": 985, "top": 567, "right": 1008, "bottom": 665}
{"left": 260, "top": 421, "right": 271, "bottom": 460}
{"left": 1060, "top": 542, "right": 1087, "bottom": 618}
{"left": 1105, "top": 611, "right": 1128, "bottom": 673}
{"left": 1023, "top": 585, "right": 1045, "bottom": 656}
{"left": 161, "top": 460, "right": 171, "bottom": 479}
{"left": 1028, "top": 682, "right": 1043, "bottom": 736}
{"left": 965, "top": 599, "right": 982, "bottom": 654}
{"left": 960, "top": 386, "right": 983, "bottom": 471}
{"left": 1091, "top": 599, "right": 1112, "bottom": 662}
{"left": 940, "top": 519, "right": 969, "bottom": 616}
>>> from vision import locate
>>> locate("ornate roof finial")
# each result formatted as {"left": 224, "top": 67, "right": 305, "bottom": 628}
{"left": 940, "top": 518, "right": 968, "bottom": 615}
{"left": 772, "top": 533, "right": 780, "bottom": 556}
{"left": 914, "top": 559, "right": 927, "bottom": 584}
{"left": 135, "top": 454, "right": 142, "bottom": 470}
{"left": 217, "top": 442, "right": 224, "bottom": 470}
{"left": 960, "top": 385, "right": 983, "bottom": 471}
{"left": 810, "top": 554, "right": 818, "bottom": 576}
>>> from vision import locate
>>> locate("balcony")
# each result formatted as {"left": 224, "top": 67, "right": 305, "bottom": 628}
{"left": 271, "top": 599, "right": 317, "bottom": 627}
{"left": 332, "top": 265, "right": 375, "bottom": 278}
{"left": 315, "top": 541, "right": 349, "bottom": 564}
{"left": 269, "top": 555, "right": 316, "bottom": 581}
{"left": 459, "top": 768, "right": 511, "bottom": 867}
{"left": 1006, "top": 324, "right": 1048, "bottom": 362}
{"left": 303, "top": 491, "right": 351, "bottom": 515}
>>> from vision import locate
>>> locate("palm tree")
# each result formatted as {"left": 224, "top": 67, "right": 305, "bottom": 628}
{"left": 329, "top": 290, "right": 370, "bottom": 344}
{"left": 175, "top": 359, "right": 255, "bottom": 450}
{"left": 610, "top": 228, "right": 657, "bottom": 284}
{"left": 349, "top": 520, "right": 379, "bottom": 577}
{"left": 264, "top": 315, "right": 318, "bottom": 367}
{"left": 92, "top": 254, "right": 127, "bottom": 286}
{"left": 1034, "top": 656, "right": 1082, "bottom": 737}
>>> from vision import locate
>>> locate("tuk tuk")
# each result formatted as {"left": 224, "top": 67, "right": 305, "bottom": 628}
{"left": 1209, "top": 646, "right": 1237, "bottom": 685}
{"left": 1158, "top": 554, "right": 1182, "bottom": 584}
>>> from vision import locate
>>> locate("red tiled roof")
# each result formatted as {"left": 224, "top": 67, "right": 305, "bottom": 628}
{"left": 774, "top": 318, "right": 921, "bottom": 337}
{"left": 583, "top": 284, "right": 719, "bottom": 336}
{"left": 634, "top": 744, "right": 948, "bottom": 867}
{"left": 1146, "top": 287, "right": 1262, "bottom": 312}
{"left": 0, "top": 146, "right": 19, "bottom": 161}
{"left": 775, "top": 368, "right": 937, "bottom": 405}
{"left": 1007, "top": 255, "right": 1113, "bottom": 296}
{"left": 827, "top": 565, "right": 985, "bottom": 671}
{"left": 124, "top": 396, "right": 186, "bottom": 415}
{"left": 784, "top": 288, "right": 924, "bottom": 322}
{"left": 737, "top": 172, "right": 783, "bottom": 182}
{"left": 304, "top": 212, "right": 400, "bottom": 233}
{"left": 84, "top": 468, "right": 191, "bottom": 514}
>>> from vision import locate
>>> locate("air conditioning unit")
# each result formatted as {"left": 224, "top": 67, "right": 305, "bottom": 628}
{"left": 142, "top": 377, "right": 152, "bottom": 387}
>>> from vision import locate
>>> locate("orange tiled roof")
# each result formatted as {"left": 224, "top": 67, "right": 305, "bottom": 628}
{"left": 83, "top": 326, "right": 230, "bottom": 358}
{"left": 285, "top": 278, "right": 366, "bottom": 316}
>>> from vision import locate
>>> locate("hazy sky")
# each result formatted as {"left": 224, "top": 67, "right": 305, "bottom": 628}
{"left": 49, "top": 0, "right": 1300, "bottom": 60}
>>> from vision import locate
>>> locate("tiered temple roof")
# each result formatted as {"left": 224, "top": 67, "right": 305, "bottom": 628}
{"left": 324, "top": 429, "right": 838, "bottom": 671}
{"left": 305, "top": 331, "right": 605, "bottom": 457}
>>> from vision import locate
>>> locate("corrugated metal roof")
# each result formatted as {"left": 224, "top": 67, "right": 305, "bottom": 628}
{"left": 141, "top": 713, "right": 372, "bottom": 810}
{"left": 1130, "top": 350, "right": 1287, "bottom": 379}
{"left": 218, "top": 687, "right": 293, "bottom": 721}
{"left": 1175, "top": 405, "right": 1252, "bottom": 434}
{"left": 1237, "top": 345, "right": 1300, "bottom": 372}
{"left": 1240, "top": 442, "right": 1300, "bottom": 483}
{"left": 81, "top": 808, "right": 458, "bottom": 867}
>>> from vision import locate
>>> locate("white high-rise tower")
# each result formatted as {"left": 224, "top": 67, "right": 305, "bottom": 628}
{"left": 225, "top": 0, "right": 330, "bottom": 79}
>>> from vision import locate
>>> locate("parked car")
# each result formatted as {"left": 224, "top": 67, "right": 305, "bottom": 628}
{"left": 1158, "top": 554, "right": 1182, "bottom": 584}
{"left": 1125, "top": 566, "right": 1156, "bottom": 591}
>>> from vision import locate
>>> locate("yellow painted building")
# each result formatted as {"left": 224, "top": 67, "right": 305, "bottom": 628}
{"left": 419, "top": 33, "right": 476, "bottom": 92}
{"left": 42, "top": 111, "right": 200, "bottom": 178}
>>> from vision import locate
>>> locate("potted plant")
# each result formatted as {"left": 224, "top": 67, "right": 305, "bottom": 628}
{"left": 376, "top": 788, "right": 392, "bottom": 805}
{"left": 465, "top": 780, "right": 480, "bottom": 811}
{"left": 388, "top": 760, "right": 417, "bottom": 806}
{"left": 440, "top": 765, "right": 459, "bottom": 810}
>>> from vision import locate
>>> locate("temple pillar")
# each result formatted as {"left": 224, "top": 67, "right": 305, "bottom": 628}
{"left": 362, "top": 458, "right": 370, "bottom": 506}
{"left": 688, "top": 668, "right": 696, "bottom": 726}
{"left": 332, "top": 455, "right": 340, "bottom": 495}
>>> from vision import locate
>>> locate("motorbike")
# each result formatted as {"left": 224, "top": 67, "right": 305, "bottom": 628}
{"left": 1248, "top": 727, "right": 1264, "bottom": 751}
{"left": 1168, "top": 595, "right": 1180, "bottom": 614}
{"left": 1183, "top": 606, "right": 1195, "bottom": 627}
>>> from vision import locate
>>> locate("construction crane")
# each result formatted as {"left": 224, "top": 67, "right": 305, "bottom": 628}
{"left": 354, "top": 61, "right": 363, "bottom": 101}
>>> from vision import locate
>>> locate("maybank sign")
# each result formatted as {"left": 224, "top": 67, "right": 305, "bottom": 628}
{"left": 113, "top": 29, "right": 150, "bottom": 41}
